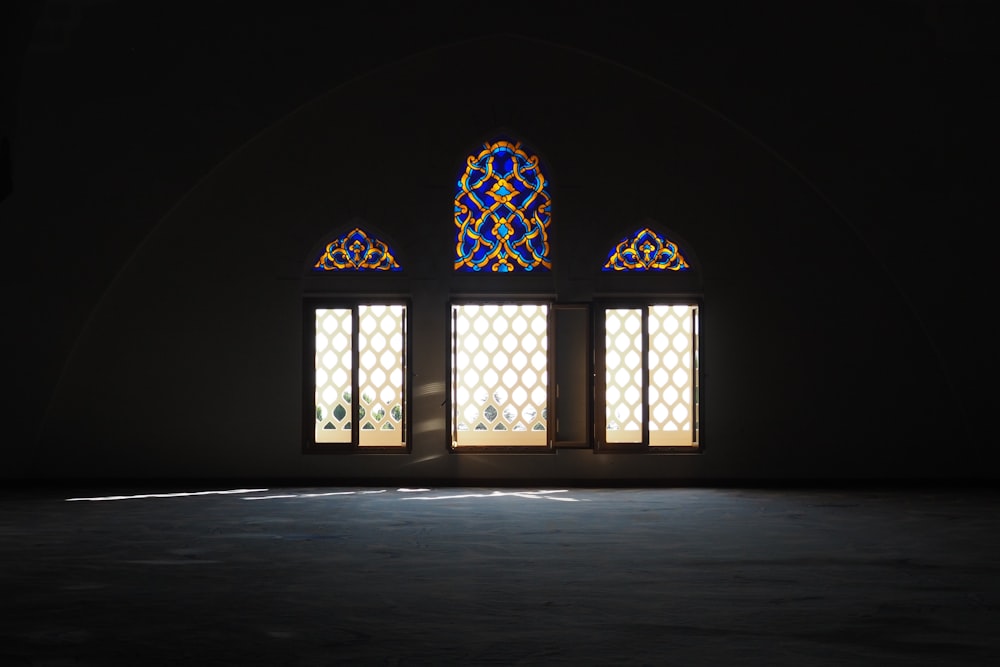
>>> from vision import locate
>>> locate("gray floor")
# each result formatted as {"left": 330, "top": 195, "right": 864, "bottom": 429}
{"left": 2, "top": 484, "right": 998, "bottom": 666}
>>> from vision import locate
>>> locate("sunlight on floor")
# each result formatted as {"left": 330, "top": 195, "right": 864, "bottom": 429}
{"left": 64, "top": 489, "right": 268, "bottom": 501}
{"left": 64, "top": 488, "right": 584, "bottom": 502}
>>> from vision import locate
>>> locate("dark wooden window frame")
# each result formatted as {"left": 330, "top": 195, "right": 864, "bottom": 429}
{"left": 594, "top": 297, "right": 703, "bottom": 453}
{"left": 302, "top": 296, "right": 412, "bottom": 454}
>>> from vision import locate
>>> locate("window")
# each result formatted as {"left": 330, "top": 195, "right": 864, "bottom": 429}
{"left": 307, "top": 301, "right": 409, "bottom": 451}
{"left": 451, "top": 303, "right": 551, "bottom": 448}
{"left": 454, "top": 139, "right": 551, "bottom": 272}
{"left": 302, "top": 149, "right": 704, "bottom": 457}
{"left": 313, "top": 227, "right": 401, "bottom": 272}
{"left": 597, "top": 303, "right": 699, "bottom": 449}
{"left": 305, "top": 225, "right": 407, "bottom": 452}
{"left": 596, "top": 225, "right": 699, "bottom": 449}
{"left": 450, "top": 137, "right": 555, "bottom": 449}
{"left": 603, "top": 227, "right": 689, "bottom": 272}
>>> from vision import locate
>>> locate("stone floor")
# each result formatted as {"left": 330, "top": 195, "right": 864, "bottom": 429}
{"left": 1, "top": 484, "right": 998, "bottom": 666}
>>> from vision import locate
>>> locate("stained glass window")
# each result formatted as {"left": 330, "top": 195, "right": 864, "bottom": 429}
{"left": 603, "top": 227, "right": 689, "bottom": 272}
{"left": 454, "top": 139, "right": 551, "bottom": 272}
{"left": 314, "top": 227, "right": 401, "bottom": 271}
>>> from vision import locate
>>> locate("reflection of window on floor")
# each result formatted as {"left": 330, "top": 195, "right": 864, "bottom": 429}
{"left": 451, "top": 303, "right": 549, "bottom": 447}
{"left": 601, "top": 304, "right": 699, "bottom": 447}
{"left": 314, "top": 304, "right": 407, "bottom": 448}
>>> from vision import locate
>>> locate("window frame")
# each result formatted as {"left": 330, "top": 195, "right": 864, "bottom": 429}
{"left": 303, "top": 296, "right": 412, "bottom": 454}
{"left": 448, "top": 298, "right": 556, "bottom": 453}
{"left": 594, "top": 298, "right": 702, "bottom": 453}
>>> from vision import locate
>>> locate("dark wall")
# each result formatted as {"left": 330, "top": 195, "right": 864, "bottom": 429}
{"left": 3, "top": 1, "right": 995, "bottom": 482}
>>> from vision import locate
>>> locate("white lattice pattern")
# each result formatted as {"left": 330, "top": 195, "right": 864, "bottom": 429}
{"left": 357, "top": 305, "right": 405, "bottom": 446}
{"left": 315, "top": 308, "right": 352, "bottom": 443}
{"left": 605, "top": 309, "right": 643, "bottom": 442}
{"left": 453, "top": 304, "right": 548, "bottom": 446}
{"left": 605, "top": 305, "right": 698, "bottom": 446}
{"left": 648, "top": 305, "right": 696, "bottom": 446}
{"left": 314, "top": 306, "right": 406, "bottom": 446}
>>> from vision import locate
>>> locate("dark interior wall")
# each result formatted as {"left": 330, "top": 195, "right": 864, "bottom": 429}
{"left": 3, "top": 1, "right": 994, "bottom": 482}
{"left": 10, "top": 36, "right": 973, "bottom": 482}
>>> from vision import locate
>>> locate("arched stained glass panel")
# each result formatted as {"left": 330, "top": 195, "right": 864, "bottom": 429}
{"left": 454, "top": 139, "right": 551, "bottom": 272}
{"left": 314, "top": 227, "right": 401, "bottom": 271}
{"left": 603, "top": 227, "right": 689, "bottom": 272}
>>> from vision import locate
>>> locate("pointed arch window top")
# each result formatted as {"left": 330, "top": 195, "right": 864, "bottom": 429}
{"left": 603, "top": 227, "right": 690, "bottom": 272}
{"left": 455, "top": 139, "right": 551, "bottom": 273}
{"left": 314, "top": 227, "right": 401, "bottom": 272}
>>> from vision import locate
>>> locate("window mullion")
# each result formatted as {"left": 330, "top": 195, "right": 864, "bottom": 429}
{"left": 401, "top": 305, "right": 408, "bottom": 442}
{"left": 450, "top": 306, "right": 457, "bottom": 447}
{"left": 595, "top": 306, "right": 608, "bottom": 444}
{"left": 642, "top": 305, "right": 650, "bottom": 447}
{"left": 547, "top": 303, "right": 555, "bottom": 448}
{"left": 352, "top": 304, "right": 360, "bottom": 448}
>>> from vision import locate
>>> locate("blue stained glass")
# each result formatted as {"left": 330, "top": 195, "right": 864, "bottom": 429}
{"left": 603, "top": 227, "right": 690, "bottom": 272}
{"left": 313, "top": 228, "right": 402, "bottom": 272}
{"left": 454, "top": 139, "right": 551, "bottom": 272}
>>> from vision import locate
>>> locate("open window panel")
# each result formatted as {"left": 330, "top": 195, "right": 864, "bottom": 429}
{"left": 596, "top": 302, "right": 700, "bottom": 450}
{"left": 308, "top": 301, "right": 409, "bottom": 452}
{"left": 450, "top": 302, "right": 553, "bottom": 450}
{"left": 554, "top": 303, "right": 592, "bottom": 447}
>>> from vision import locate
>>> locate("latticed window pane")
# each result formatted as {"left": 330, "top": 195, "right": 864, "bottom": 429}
{"left": 602, "top": 304, "right": 699, "bottom": 447}
{"left": 313, "top": 304, "right": 406, "bottom": 447}
{"left": 315, "top": 308, "right": 353, "bottom": 443}
{"left": 452, "top": 304, "right": 548, "bottom": 446}
{"left": 605, "top": 309, "right": 643, "bottom": 443}
{"left": 357, "top": 305, "right": 406, "bottom": 446}
{"left": 648, "top": 305, "right": 696, "bottom": 446}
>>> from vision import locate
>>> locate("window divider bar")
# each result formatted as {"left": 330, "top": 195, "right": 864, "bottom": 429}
{"left": 450, "top": 305, "right": 457, "bottom": 448}
{"left": 547, "top": 303, "right": 555, "bottom": 448}
{"left": 351, "top": 304, "right": 360, "bottom": 448}
{"left": 642, "top": 305, "right": 650, "bottom": 447}
{"left": 402, "top": 304, "right": 408, "bottom": 446}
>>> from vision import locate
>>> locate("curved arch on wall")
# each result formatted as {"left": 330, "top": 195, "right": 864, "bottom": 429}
{"left": 30, "top": 33, "right": 973, "bottom": 479}
{"left": 51, "top": 32, "right": 918, "bottom": 386}
{"left": 49, "top": 32, "right": 912, "bottom": 385}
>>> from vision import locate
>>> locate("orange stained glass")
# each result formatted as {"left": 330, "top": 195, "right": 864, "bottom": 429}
{"left": 604, "top": 227, "right": 689, "bottom": 271}
{"left": 314, "top": 228, "right": 401, "bottom": 271}
{"left": 454, "top": 139, "right": 551, "bottom": 272}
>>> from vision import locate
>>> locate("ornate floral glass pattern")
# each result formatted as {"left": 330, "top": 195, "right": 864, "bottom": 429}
{"left": 603, "top": 227, "right": 689, "bottom": 272}
{"left": 314, "top": 228, "right": 401, "bottom": 271}
{"left": 454, "top": 140, "right": 551, "bottom": 272}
